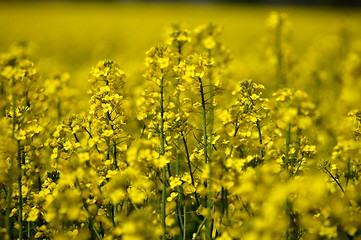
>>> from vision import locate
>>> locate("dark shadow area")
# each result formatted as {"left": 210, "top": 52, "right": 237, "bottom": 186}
{"left": 0, "top": 0, "right": 360, "bottom": 6}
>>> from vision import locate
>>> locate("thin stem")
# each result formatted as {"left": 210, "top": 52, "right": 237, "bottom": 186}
{"left": 106, "top": 138, "right": 111, "bottom": 161}
{"left": 108, "top": 203, "right": 115, "bottom": 227}
{"left": 199, "top": 77, "right": 209, "bottom": 165}
{"left": 193, "top": 217, "right": 207, "bottom": 240}
{"left": 160, "top": 76, "right": 167, "bottom": 240}
{"left": 323, "top": 168, "right": 345, "bottom": 193}
{"left": 207, "top": 71, "right": 215, "bottom": 159}
{"left": 57, "top": 101, "right": 62, "bottom": 122}
{"left": 346, "top": 157, "right": 351, "bottom": 187}
{"left": 322, "top": 167, "right": 352, "bottom": 207}
{"left": 294, "top": 161, "right": 302, "bottom": 177}
{"left": 27, "top": 221, "right": 30, "bottom": 239}
{"left": 198, "top": 77, "right": 212, "bottom": 240}
{"left": 17, "top": 140, "right": 23, "bottom": 240}
{"left": 183, "top": 205, "right": 186, "bottom": 240}
{"left": 12, "top": 86, "right": 23, "bottom": 240}
{"left": 221, "top": 187, "right": 228, "bottom": 217}
{"left": 5, "top": 176, "right": 12, "bottom": 239}
{"left": 0, "top": 79, "right": 6, "bottom": 117}
{"left": 175, "top": 90, "right": 184, "bottom": 232}
{"left": 293, "top": 154, "right": 303, "bottom": 178}
{"left": 90, "top": 218, "right": 102, "bottom": 240}
{"left": 174, "top": 45, "right": 185, "bottom": 229}
{"left": 238, "top": 195, "right": 253, "bottom": 217}
{"left": 6, "top": 88, "right": 16, "bottom": 239}
{"left": 106, "top": 110, "right": 119, "bottom": 170}
{"left": 175, "top": 148, "right": 184, "bottom": 235}
{"left": 181, "top": 133, "right": 200, "bottom": 207}
{"left": 256, "top": 120, "right": 264, "bottom": 158}
{"left": 285, "top": 123, "right": 291, "bottom": 170}
{"left": 113, "top": 141, "right": 118, "bottom": 170}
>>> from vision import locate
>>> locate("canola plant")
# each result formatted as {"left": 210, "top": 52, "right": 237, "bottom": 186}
{"left": 1, "top": 6, "right": 361, "bottom": 240}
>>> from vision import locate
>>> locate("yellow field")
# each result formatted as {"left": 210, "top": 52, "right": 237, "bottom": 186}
{"left": 1, "top": 3, "right": 361, "bottom": 240}
{"left": 1, "top": 3, "right": 360, "bottom": 74}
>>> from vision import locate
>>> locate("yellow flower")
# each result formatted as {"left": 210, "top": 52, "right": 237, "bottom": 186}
{"left": 63, "top": 141, "right": 73, "bottom": 151}
{"left": 157, "top": 56, "right": 170, "bottom": 69}
{"left": 27, "top": 207, "right": 39, "bottom": 222}
{"left": 167, "top": 192, "right": 178, "bottom": 202}
{"left": 181, "top": 173, "right": 192, "bottom": 184}
{"left": 102, "top": 129, "right": 114, "bottom": 137}
{"left": 155, "top": 155, "right": 170, "bottom": 168}
{"left": 100, "top": 85, "right": 111, "bottom": 92}
{"left": 101, "top": 103, "right": 112, "bottom": 113}
{"left": 203, "top": 36, "right": 216, "bottom": 49}
{"left": 169, "top": 176, "right": 182, "bottom": 189}
{"left": 211, "top": 135, "right": 221, "bottom": 145}
{"left": 302, "top": 145, "right": 316, "bottom": 153}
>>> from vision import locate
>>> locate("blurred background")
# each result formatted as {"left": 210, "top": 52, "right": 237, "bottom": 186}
{"left": 1, "top": 0, "right": 360, "bottom": 99}
{"left": 0, "top": 0, "right": 360, "bottom": 6}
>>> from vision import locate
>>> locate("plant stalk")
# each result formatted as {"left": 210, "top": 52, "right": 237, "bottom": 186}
{"left": 160, "top": 76, "right": 167, "bottom": 240}
{"left": 198, "top": 77, "right": 212, "bottom": 240}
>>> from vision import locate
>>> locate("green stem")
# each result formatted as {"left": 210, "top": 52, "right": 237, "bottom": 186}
{"left": 293, "top": 152, "right": 304, "bottom": 178}
{"left": 199, "top": 77, "right": 209, "bottom": 165}
{"left": 27, "top": 221, "right": 30, "bottom": 239}
{"left": 17, "top": 141, "right": 23, "bottom": 240}
{"left": 106, "top": 138, "right": 110, "bottom": 161}
{"left": 113, "top": 141, "right": 118, "bottom": 170}
{"left": 207, "top": 70, "right": 215, "bottom": 158}
{"left": 183, "top": 205, "right": 186, "bottom": 240}
{"left": 285, "top": 123, "right": 291, "bottom": 170}
{"left": 256, "top": 120, "right": 264, "bottom": 158}
{"left": 160, "top": 76, "right": 167, "bottom": 240}
{"left": 181, "top": 134, "right": 200, "bottom": 207}
{"left": 13, "top": 85, "right": 23, "bottom": 240}
{"left": 6, "top": 87, "right": 16, "bottom": 239}
{"left": 0, "top": 79, "right": 5, "bottom": 117}
{"left": 323, "top": 167, "right": 345, "bottom": 194}
{"left": 323, "top": 168, "right": 352, "bottom": 206}
{"left": 106, "top": 111, "right": 118, "bottom": 170}
{"left": 174, "top": 49, "right": 184, "bottom": 234}
{"left": 57, "top": 101, "right": 62, "bottom": 122}
{"left": 198, "top": 77, "right": 212, "bottom": 240}
{"left": 221, "top": 187, "right": 228, "bottom": 217}
{"left": 76, "top": 178, "right": 104, "bottom": 240}
{"left": 90, "top": 218, "right": 102, "bottom": 240}
{"left": 161, "top": 159, "right": 167, "bottom": 239}
{"left": 107, "top": 203, "right": 115, "bottom": 227}
{"left": 193, "top": 217, "right": 207, "bottom": 240}
{"left": 5, "top": 179, "right": 12, "bottom": 239}
{"left": 175, "top": 166, "right": 184, "bottom": 234}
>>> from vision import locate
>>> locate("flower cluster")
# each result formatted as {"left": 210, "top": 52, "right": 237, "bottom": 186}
{"left": 1, "top": 13, "right": 361, "bottom": 240}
